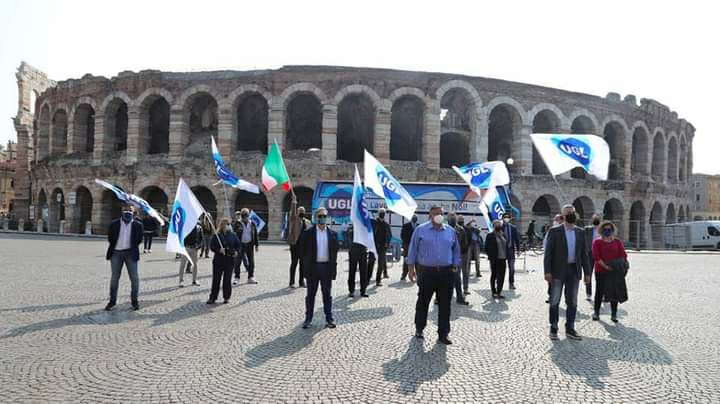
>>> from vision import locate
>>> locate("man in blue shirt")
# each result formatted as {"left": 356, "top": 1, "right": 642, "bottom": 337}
{"left": 407, "top": 206, "right": 461, "bottom": 345}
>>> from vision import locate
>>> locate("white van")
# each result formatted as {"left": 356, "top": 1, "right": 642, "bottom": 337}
{"left": 663, "top": 221, "right": 720, "bottom": 250}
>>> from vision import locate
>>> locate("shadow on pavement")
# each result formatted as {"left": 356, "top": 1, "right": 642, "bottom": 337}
{"left": 243, "top": 325, "right": 322, "bottom": 368}
{"left": 382, "top": 338, "right": 449, "bottom": 394}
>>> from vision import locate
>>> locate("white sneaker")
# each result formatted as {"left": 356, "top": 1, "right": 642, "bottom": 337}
{"left": 192, "top": 281, "right": 200, "bottom": 286}
{"left": 248, "top": 278, "right": 258, "bottom": 284}
{"left": 232, "top": 279, "right": 239, "bottom": 286}
{"left": 179, "top": 281, "right": 184, "bottom": 288}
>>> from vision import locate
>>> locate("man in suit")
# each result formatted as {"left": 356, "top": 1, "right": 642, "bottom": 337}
{"left": 400, "top": 214, "right": 418, "bottom": 281}
{"left": 583, "top": 214, "right": 602, "bottom": 301}
{"left": 544, "top": 204, "right": 591, "bottom": 340}
{"left": 368, "top": 208, "right": 391, "bottom": 286}
{"left": 234, "top": 208, "right": 259, "bottom": 285}
{"left": 502, "top": 213, "right": 521, "bottom": 290}
{"left": 287, "top": 194, "right": 311, "bottom": 288}
{"left": 300, "top": 207, "right": 340, "bottom": 329}
{"left": 105, "top": 204, "right": 144, "bottom": 311}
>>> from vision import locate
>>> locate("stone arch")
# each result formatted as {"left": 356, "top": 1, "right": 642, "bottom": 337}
{"left": 191, "top": 186, "right": 218, "bottom": 222}
{"left": 99, "top": 189, "right": 123, "bottom": 234}
{"left": 531, "top": 194, "right": 560, "bottom": 229}
{"left": 36, "top": 188, "right": 48, "bottom": 229}
{"left": 486, "top": 98, "right": 525, "bottom": 165}
{"left": 678, "top": 205, "right": 686, "bottom": 223}
{"left": 73, "top": 185, "right": 93, "bottom": 234}
{"left": 36, "top": 103, "right": 51, "bottom": 160}
{"left": 602, "top": 118, "right": 628, "bottom": 180}
{"left": 649, "top": 201, "right": 664, "bottom": 248}
{"left": 631, "top": 122, "right": 650, "bottom": 176}
{"left": 136, "top": 88, "right": 173, "bottom": 155}
{"left": 282, "top": 186, "right": 315, "bottom": 215}
{"left": 230, "top": 86, "right": 271, "bottom": 153}
{"left": 602, "top": 198, "right": 624, "bottom": 236}
{"left": 667, "top": 135, "right": 679, "bottom": 183}
{"left": 279, "top": 82, "right": 329, "bottom": 107}
{"left": 679, "top": 135, "right": 688, "bottom": 183}
{"left": 334, "top": 84, "right": 383, "bottom": 109}
{"left": 284, "top": 91, "right": 323, "bottom": 152}
{"left": 71, "top": 100, "right": 96, "bottom": 154}
{"left": 180, "top": 87, "right": 219, "bottom": 152}
{"left": 666, "top": 202, "right": 676, "bottom": 224}
{"left": 102, "top": 95, "right": 130, "bottom": 152}
{"left": 572, "top": 196, "right": 595, "bottom": 225}
{"left": 569, "top": 114, "right": 598, "bottom": 179}
{"left": 235, "top": 190, "right": 269, "bottom": 240}
{"left": 629, "top": 201, "right": 646, "bottom": 249}
{"left": 390, "top": 91, "right": 426, "bottom": 162}
{"left": 50, "top": 108, "right": 68, "bottom": 155}
{"left": 531, "top": 108, "right": 562, "bottom": 175}
{"left": 337, "top": 92, "right": 376, "bottom": 162}
{"left": 139, "top": 186, "right": 169, "bottom": 217}
{"left": 436, "top": 80, "right": 482, "bottom": 111}
{"left": 440, "top": 132, "right": 470, "bottom": 168}
{"left": 528, "top": 103, "right": 568, "bottom": 129}
{"left": 49, "top": 187, "right": 65, "bottom": 232}
{"left": 651, "top": 130, "right": 666, "bottom": 182}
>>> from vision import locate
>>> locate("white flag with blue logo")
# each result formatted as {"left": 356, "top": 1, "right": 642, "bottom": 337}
{"left": 452, "top": 161, "right": 510, "bottom": 195}
{"left": 363, "top": 150, "right": 417, "bottom": 220}
{"left": 248, "top": 210, "right": 266, "bottom": 234}
{"left": 166, "top": 178, "right": 206, "bottom": 260}
{"left": 481, "top": 186, "right": 506, "bottom": 222}
{"left": 351, "top": 165, "right": 377, "bottom": 257}
{"left": 95, "top": 179, "right": 165, "bottom": 226}
{"left": 211, "top": 136, "right": 260, "bottom": 193}
{"left": 530, "top": 134, "right": 610, "bottom": 180}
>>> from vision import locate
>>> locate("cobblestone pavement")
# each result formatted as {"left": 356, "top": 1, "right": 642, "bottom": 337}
{"left": 1, "top": 234, "right": 719, "bottom": 403}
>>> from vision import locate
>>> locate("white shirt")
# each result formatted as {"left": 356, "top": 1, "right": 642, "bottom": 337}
{"left": 115, "top": 219, "right": 133, "bottom": 250}
{"left": 316, "top": 227, "right": 329, "bottom": 263}
{"left": 241, "top": 221, "right": 253, "bottom": 243}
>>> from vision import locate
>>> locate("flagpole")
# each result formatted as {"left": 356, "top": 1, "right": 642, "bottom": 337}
{"left": 221, "top": 183, "right": 231, "bottom": 218}
{"left": 550, "top": 175, "right": 571, "bottom": 205}
{"left": 203, "top": 210, "right": 225, "bottom": 250}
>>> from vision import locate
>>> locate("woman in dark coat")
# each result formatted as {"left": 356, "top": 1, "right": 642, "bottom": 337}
{"left": 485, "top": 220, "right": 508, "bottom": 299}
{"left": 207, "top": 218, "right": 241, "bottom": 304}
{"left": 591, "top": 221, "right": 629, "bottom": 322}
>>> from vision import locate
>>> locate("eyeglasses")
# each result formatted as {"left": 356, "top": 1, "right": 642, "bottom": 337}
{"left": 317, "top": 215, "right": 327, "bottom": 218}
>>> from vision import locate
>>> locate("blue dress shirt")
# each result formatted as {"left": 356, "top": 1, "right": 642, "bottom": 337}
{"left": 407, "top": 222, "right": 461, "bottom": 267}
{"left": 564, "top": 226, "right": 576, "bottom": 263}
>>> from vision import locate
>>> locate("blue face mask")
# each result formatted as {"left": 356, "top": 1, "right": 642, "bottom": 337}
{"left": 317, "top": 216, "right": 327, "bottom": 225}
{"left": 602, "top": 229, "right": 613, "bottom": 237}
{"left": 122, "top": 212, "right": 133, "bottom": 223}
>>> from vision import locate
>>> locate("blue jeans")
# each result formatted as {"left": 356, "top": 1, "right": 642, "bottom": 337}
{"left": 305, "top": 263, "right": 333, "bottom": 323}
{"left": 109, "top": 250, "right": 139, "bottom": 305}
{"left": 549, "top": 266, "right": 579, "bottom": 332}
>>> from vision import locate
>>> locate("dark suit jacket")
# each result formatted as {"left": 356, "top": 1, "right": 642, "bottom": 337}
{"left": 106, "top": 219, "right": 144, "bottom": 261}
{"left": 401, "top": 222, "right": 416, "bottom": 248}
{"left": 233, "top": 220, "right": 259, "bottom": 247}
{"left": 543, "top": 225, "right": 590, "bottom": 279}
{"left": 484, "top": 232, "right": 506, "bottom": 262}
{"left": 299, "top": 226, "right": 339, "bottom": 280}
{"left": 503, "top": 223, "right": 521, "bottom": 255}
{"left": 373, "top": 218, "right": 391, "bottom": 251}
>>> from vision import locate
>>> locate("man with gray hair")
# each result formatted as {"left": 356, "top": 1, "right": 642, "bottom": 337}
{"left": 544, "top": 204, "right": 590, "bottom": 341}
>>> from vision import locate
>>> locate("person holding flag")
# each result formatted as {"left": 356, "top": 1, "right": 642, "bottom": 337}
{"left": 104, "top": 204, "right": 144, "bottom": 311}
{"left": 166, "top": 178, "right": 208, "bottom": 269}
{"left": 348, "top": 165, "right": 376, "bottom": 298}
{"left": 208, "top": 217, "right": 242, "bottom": 304}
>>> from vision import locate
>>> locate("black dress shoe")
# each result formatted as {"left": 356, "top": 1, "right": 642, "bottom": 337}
{"left": 456, "top": 300, "right": 470, "bottom": 305}
{"left": 132, "top": 303, "right": 140, "bottom": 311}
{"left": 302, "top": 322, "right": 311, "bottom": 329}
{"left": 438, "top": 336, "right": 453, "bottom": 345}
{"left": 348, "top": 292, "right": 354, "bottom": 298}
{"left": 415, "top": 331, "right": 424, "bottom": 339}
{"left": 326, "top": 321, "right": 336, "bottom": 329}
{"left": 497, "top": 295, "right": 505, "bottom": 299}
{"left": 361, "top": 293, "right": 369, "bottom": 298}
{"left": 206, "top": 300, "right": 216, "bottom": 305}
{"left": 223, "top": 300, "right": 229, "bottom": 304}
{"left": 104, "top": 303, "right": 115, "bottom": 311}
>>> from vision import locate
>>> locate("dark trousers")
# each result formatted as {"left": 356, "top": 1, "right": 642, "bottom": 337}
{"left": 401, "top": 247, "right": 410, "bottom": 280}
{"left": 348, "top": 245, "right": 368, "bottom": 294}
{"left": 241, "top": 242, "right": 255, "bottom": 278}
{"left": 593, "top": 271, "right": 618, "bottom": 316}
{"left": 109, "top": 250, "right": 139, "bottom": 305}
{"left": 368, "top": 247, "right": 387, "bottom": 283}
{"left": 209, "top": 260, "right": 233, "bottom": 302}
{"left": 415, "top": 267, "right": 454, "bottom": 337}
{"left": 305, "top": 263, "right": 333, "bottom": 323}
{"left": 490, "top": 259, "right": 507, "bottom": 294}
{"left": 585, "top": 258, "right": 594, "bottom": 296}
{"left": 233, "top": 246, "right": 243, "bottom": 278}
{"left": 143, "top": 233, "right": 153, "bottom": 250}
{"left": 549, "top": 265, "right": 580, "bottom": 332}
{"left": 452, "top": 269, "right": 464, "bottom": 302}
{"left": 289, "top": 242, "right": 305, "bottom": 285}
{"left": 507, "top": 256, "right": 516, "bottom": 285}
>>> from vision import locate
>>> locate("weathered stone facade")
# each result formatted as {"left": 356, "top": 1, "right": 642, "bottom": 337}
{"left": 692, "top": 174, "right": 720, "bottom": 220}
{"left": 13, "top": 63, "right": 694, "bottom": 246}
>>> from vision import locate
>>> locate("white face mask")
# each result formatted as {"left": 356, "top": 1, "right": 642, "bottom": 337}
{"left": 224, "top": 225, "right": 232, "bottom": 232}
{"left": 432, "top": 214, "right": 444, "bottom": 225}
{"left": 503, "top": 218, "right": 510, "bottom": 223}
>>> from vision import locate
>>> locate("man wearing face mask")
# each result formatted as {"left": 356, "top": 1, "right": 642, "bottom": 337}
{"left": 502, "top": 213, "right": 521, "bottom": 290}
{"left": 288, "top": 194, "right": 311, "bottom": 288}
{"left": 407, "top": 206, "right": 461, "bottom": 345}
{"left": 485, "top": 220, "right": 508, "bottom": 299}
{"left": 448, "top": 213, "right": 470, "bottom": 305}
{"left": 299, "top": 207, "right": 339, "bottom": 329}
{"left": 583, "top": 214, "right": 602, "bottom": 302}
{"left": 235, "top": 208, "right": 259, "bottom": 284}
{"left": 400, "top": 214, "right": 419, "bottom": 281}
{"left": 368, "top": 208, "right": 391, "bottom": 286}
{"left": 105, "top": 204, "right": 144, "bottom": 311}
{"left": 544, "top": 205, "right": 591, "bottom": 341}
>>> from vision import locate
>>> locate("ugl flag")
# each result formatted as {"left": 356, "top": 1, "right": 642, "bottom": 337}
{"left": 211, "top": 137, "right": 259, "bottom": 193}
{"left": 94, "top": 179, "right": 165, "bottom": 226}
{"left": 452, "top": 161, "right": 510, "bottom": 196}
{"left": 248, "top": 210, "right": 266, "bottom": 234}
{"left": 363, "top": 150, "right": 417, "bottom": 220}
{"left": 166, "top": 178, "right": 206, "bottom": 260}
{"left": 351, "top": 165, "right": 377, "bottom": 257}
{"left": 530, "top": 134, "right": 610, "bottom": 180}
{"left": 261, "top": 141, "right": 291, "bottom": 192}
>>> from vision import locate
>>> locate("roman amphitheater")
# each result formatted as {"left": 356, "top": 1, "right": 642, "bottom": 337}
{"left": 12, "top": 63, "right": 694, "bottom": 247}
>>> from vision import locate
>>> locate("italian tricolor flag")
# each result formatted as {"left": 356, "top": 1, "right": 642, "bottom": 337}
{"left": 261, "top": 142, "right": 291, "bottom": 192}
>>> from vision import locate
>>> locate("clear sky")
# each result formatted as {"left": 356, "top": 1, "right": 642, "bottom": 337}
{"left": 1, "top": 0, "right": 718, "bottom": 174}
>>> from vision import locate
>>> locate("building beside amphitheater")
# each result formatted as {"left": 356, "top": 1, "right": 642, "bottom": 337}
{"left": 11, "top": 62, "right": 695, "bottom": 247}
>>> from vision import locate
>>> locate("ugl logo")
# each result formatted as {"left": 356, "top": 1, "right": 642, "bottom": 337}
{"left": 377, "top": 169, "right": 401, "bottom": 202}
{"left": 557, "top": 138, "right": 591, "bottom": 166}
